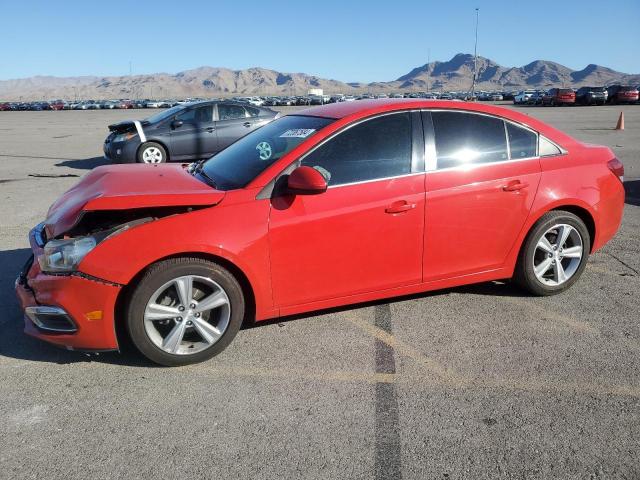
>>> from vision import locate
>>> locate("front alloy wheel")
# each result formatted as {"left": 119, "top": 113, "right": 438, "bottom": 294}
{"left": 144, "top": 275, "right": 230, "bottom": 355}
{"left": 126, "top": 258, "right": 244, "bottom": 366}
{"left": 137, "top": 142, "right": 167, "bottom": 163}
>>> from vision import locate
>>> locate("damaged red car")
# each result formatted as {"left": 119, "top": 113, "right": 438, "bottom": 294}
{"left": 16, "top": 100, "right": 625, "bottom": 366}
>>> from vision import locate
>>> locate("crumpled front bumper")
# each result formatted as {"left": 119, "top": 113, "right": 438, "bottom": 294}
{"left": 14, "top": 225, "right": 122, "bottom": 351}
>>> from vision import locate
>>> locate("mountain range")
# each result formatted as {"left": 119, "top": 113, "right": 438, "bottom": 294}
{"left": 1, "top": 54, "right": 639, "bottom": 100}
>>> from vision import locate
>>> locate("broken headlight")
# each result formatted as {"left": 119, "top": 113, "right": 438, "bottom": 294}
{"left": 38, "top": 236, "right": 97, "bottom": 273}
{"left": 113, "top": 132, "right": 137, "bottom": 143}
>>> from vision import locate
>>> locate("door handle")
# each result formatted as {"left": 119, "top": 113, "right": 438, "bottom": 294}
{"left": 502, "top": 180, "right": 529, "bottom": 192}
{"left": 243, "top": 122, "right": 252, "bottom": 127}
{"left": 385, "top": 200, "right": 416, "bottom": 214}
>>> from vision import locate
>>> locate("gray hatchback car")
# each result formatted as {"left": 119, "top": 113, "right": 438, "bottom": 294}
{"left": 104, "top": 101, "right": 278, "bottom": 163}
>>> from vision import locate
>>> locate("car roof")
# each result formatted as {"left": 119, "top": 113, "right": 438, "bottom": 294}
{"left": 288, "top": 98, "right": 578, "bottom": 147}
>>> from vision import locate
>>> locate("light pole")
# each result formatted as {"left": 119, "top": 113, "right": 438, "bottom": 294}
{"left": 427, "top": 48, "right": 431, "bottom": 93}
{"left": 470, "top": 7, "right": 479, "bottom": 99}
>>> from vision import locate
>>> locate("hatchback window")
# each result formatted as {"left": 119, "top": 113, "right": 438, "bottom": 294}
{"left": 218, "top": 104, "right": 247, "bottom": 120}
{"left": 301, "top": 112, "right": 412, "bottom": 186}
{"left": 432, "top": 111, "right": 508, "bottom": 169}
{"left": 506, "top": 123, "right": 537, "bottom": 159}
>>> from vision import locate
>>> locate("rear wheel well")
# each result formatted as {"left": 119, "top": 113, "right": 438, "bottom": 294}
{"left": 550, "top": 205, "right": 595, "bottom": 252}
{"left": 113, "top": 252, "right": 256, "bottom": 351}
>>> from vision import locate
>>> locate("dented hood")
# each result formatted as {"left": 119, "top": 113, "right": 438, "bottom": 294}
{"left": 44, "top": 164, "right": 225, "bottom": 238}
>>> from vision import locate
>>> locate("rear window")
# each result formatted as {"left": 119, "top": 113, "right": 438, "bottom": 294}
{"left": 558, "top": 89, "right": 574, "bottom": 94}
{"left": 432, "top": 111, "right": 508, "bottom": 169}
{"left": 507, "top": 123, "right": 537, "bottom": 159}
{"left": 620, "top": 86, "right": 638, "bottom": 92}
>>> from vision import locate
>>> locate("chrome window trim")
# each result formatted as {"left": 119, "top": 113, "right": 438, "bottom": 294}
{"left": 326, "top": 171, "right": 425, "bottom": 190}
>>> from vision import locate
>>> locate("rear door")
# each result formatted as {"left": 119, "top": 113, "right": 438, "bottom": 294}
{"left": 422, "top": 110, "right": 541, "bottom": 281}
{"left": 169, "top": 104, "right": 217, "bottom": 160}
{"left": 214, "top": 103, "right": 253, "bottom": 151}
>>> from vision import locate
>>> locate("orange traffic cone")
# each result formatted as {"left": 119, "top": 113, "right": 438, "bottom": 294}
{"left": 615, "top": 112, "right": 624, "bottom": 130}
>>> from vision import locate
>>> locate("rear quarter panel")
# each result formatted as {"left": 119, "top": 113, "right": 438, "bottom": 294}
{"left": 501, "top": 146, "right": 624, "bottom": 275}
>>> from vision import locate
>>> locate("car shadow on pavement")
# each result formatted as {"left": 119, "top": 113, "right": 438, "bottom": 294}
{"left": 624, "top": 180, "right": 640, "bottom": 206}
{"left": 246, "top": 280, "right": 530, "bottom": 330}
{"left": 1, "top": 246, "right": 530, "bottom": 366}
{"left": 0, "top": 247, "right": 155, "bottom": 367}
{"left": 55, "top": 156, "right": 109, "bottom": 170}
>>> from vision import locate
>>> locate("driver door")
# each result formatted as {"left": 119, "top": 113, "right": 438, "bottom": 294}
{"left": 268, "top": 111, "right": 426, "bottom": 307}
{"left": 170, "top": 104, "right": 217, "bottom": 159}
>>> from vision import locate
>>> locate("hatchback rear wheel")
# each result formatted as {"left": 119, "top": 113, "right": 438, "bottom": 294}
{"left": 514, "top": 211, "right": 590, "bottom": 296}
{"left": 125, "top": 258, "right": 244, "bottom": 366}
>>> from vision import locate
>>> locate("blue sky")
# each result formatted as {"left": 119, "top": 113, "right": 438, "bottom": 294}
{"left": 1, "top": 0, "right": 638, "bottom": 81}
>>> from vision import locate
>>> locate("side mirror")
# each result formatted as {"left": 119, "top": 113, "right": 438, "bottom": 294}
{"left": 287, "top": 166, "right": 327, "bottom": 195}
{"left": 171, "top": 119, "right": 183, "bottom": 129}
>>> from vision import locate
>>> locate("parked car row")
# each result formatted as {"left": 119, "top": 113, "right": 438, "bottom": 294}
{"left": 512, "top": 85, "right": 640, "bottom": 106}
{"left": 3, "top": 85, "right": 640, "bottom": 112}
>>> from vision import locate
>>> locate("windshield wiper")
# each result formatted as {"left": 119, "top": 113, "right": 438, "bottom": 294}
{"left": 188, "top": 159, "right": 206, "bottom": 175}
{"left": 190, "top": 160, "right": 217, "bottom": 188}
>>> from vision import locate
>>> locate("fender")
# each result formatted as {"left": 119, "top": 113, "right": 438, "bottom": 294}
{"left": 77, "top": 191, "right": 276, "bottom": 319}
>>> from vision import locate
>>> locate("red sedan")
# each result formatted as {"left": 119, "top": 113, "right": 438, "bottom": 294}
{"left": 16, "top": 100, "right": 625, "bottom": 365}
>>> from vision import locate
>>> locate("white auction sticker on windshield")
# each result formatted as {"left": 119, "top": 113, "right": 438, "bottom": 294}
{"left": 280, "top": 129, "right": 316, "bottom": 138}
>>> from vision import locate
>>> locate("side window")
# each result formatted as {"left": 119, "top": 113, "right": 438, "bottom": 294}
{"left": 218, "top": 104, "right": 247, "bottom": 121}
{"left": 539, "top": 135, "right": 562, "bottom": 156}
{"left": 301, "top": 112, "right": 412, "bottom": 186}
{"left": 245, "top": 106, "right": 260, "bottom": 117}
{"left": 506, "top": 123, "right": 537, "bottom": 159}
{"left": 432, "top": 111, "right": 508, "bottom": 169}
{"left": 176, "top": 105, "right": 212, "bottom": 123}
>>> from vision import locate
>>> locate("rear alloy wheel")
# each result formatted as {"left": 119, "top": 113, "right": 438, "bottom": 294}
{"left": 138, "top": 142, "right": 167, "bottom": 163}
{"left": 126, "top": 258, "right": 244, "bottom": 366}
{"left": 515, "top": 211, "right": 590, "bottom": 296}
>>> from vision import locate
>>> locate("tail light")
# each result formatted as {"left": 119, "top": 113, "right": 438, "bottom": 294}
{"left": 608, "top": 158, "right": 624, "bottom": 182}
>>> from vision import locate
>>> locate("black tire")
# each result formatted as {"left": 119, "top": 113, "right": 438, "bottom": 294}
{"left": 137, "top": 141, "right": 167, "bottom": 163}
{"left": 125, "top": 257, "right": 245, "bottom": 366}
{"left": 514, "top": 211, "right": 590, "bottom": 296}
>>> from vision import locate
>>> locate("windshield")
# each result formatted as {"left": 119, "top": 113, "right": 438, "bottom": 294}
{"left": 201, "top": 115, "right": 334, "bottom": 190}
{"left": 144, "top": 105, "right": 183, "bottom": 124}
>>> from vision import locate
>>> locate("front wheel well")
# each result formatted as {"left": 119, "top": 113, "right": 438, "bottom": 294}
{"left": 113, "top": 252, "right": 256, "bottom": 351}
